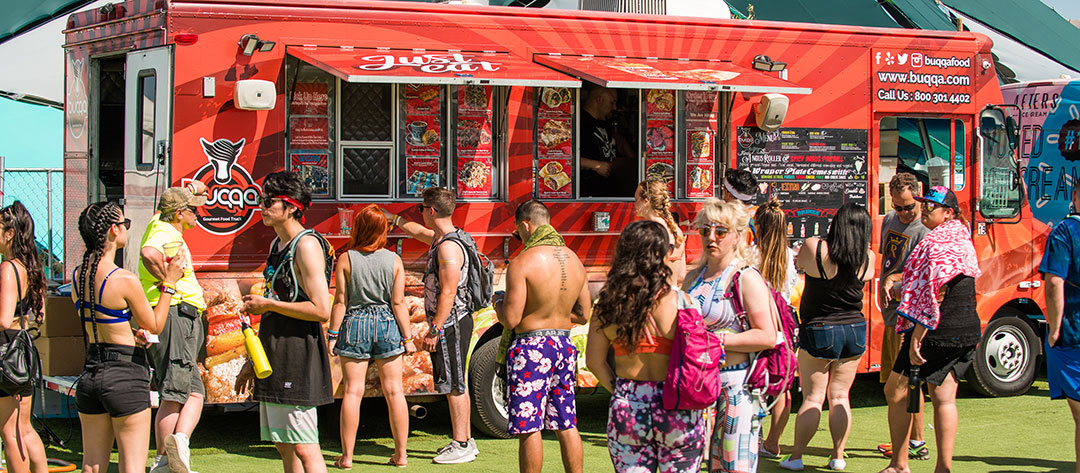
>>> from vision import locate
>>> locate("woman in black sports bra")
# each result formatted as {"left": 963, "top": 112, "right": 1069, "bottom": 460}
{"left": 0, "top": 202, "right": 49, "bottom": 473}
{"left": 70, "top": 202, "right": 183, "bottom": 473}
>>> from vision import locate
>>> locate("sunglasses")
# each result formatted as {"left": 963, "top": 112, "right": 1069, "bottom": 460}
{"left": 922, "top": 201, "right": 941, "bottom": 211}
{"left": 892, "top": 202, "right": 917, "bottom": 212}
{"left": 114, "top": 218, "right": 131, "bottom": 230}
{"left": 699, "top": 224, "right": 730, "bottom": 238}
{"left": 259, "top": 196, "right": 279, "bottom": 208}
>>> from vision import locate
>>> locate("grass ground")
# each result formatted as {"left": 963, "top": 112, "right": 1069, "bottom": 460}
{"left": 36, "top": 375, "right": 1074, "bottom": 472}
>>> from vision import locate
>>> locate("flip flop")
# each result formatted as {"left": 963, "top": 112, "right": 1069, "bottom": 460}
{"left": 386, "top": 458, "right": 407, "bottom": 468}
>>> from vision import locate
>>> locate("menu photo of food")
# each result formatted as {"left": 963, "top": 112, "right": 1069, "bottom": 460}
{"left": 405, "top": 84, "right": 442, "bottom": 115}
{"left": 538, "top": 159, "right": 572, "bottom": 196}
{"left": 457, "top": 159, "right": 492, "bottom": 196}
{"left": 539, "top": 87, "right": 573, "bottom": 113}
{"left": 688, "top": 130, "right": 714, "bottom": 160}
{"left": 687, "top": 164, "right": 715, "bottom": 198}
{"left": 405, "top": 118, "right": 441, "bottom": 150}
{"left": 645, "top": 122, "right": 675, "bottom": 157}
{"left": 538, "top": 118, "right": 573, "bottom": 156}
{"left": 457, "top": 118, "right": 492, "bottom": 155}
{"left": 645, "top": 89, "right": 675, "bottom": 115}
{"left": 459, "top": 85, "right": 492, "bottom": 112}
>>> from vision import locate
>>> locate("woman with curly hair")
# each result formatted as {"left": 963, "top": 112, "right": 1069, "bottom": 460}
{"left": 0, "top": 202, "right": 48, "bottom": 473}
{"left": 586, "top": 220, "right": 704, "bottom": 472}
{"left": 682, "top": 198, "right": 778, "bottom": 473}
{"left": 635, "top": 179, "right": 687, "bottom": 285}
{"left": 328, "top": 204, "right": 416, "bottom": 468}
{"left": 71, "top": 201, "right": 183, "bottom": 473}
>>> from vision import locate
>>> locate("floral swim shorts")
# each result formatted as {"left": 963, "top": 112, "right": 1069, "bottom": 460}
{"left": 506, "top": 330, "right": 577, "bottom": 434}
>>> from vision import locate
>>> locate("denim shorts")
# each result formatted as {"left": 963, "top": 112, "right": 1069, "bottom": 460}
{"left": 799, "top": 320, "right": 867, "bottom": 360}
{"left": 334, "top": 304, "right": 405, "bottom": 360}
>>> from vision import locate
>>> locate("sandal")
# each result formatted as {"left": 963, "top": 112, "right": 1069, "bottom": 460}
{"left": 878, "top": 442, "right": 931, "bottom": 460}
{"left": 387, "top": 457, "right": 408, "bottom": 468}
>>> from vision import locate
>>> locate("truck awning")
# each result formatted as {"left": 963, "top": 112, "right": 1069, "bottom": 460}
{"left": 534, "top": 54, "right": 811, "bottom": 94}
{"left": 287, "top": 47, "right": 581, "bottom": 87}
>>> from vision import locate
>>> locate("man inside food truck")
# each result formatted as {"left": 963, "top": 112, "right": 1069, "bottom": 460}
{"left": 579, "top": 84, "right": 635, "bottom": 198}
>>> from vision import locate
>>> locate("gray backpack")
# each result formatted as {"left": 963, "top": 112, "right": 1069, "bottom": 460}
{"left": 427, "top": 230, "right": 494, "bottom": 312}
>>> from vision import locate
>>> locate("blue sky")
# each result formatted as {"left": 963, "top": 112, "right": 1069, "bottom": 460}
{"left": 1042, "top": 0, "right": 1080, "bottom": 20}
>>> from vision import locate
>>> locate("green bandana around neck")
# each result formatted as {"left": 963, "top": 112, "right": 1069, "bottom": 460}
{"left": 521, "top": 224, "right": 565, "bottom": 251}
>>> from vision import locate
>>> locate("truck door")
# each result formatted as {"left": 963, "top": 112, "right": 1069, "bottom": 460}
{"left": 123, "top": 46, "right": 172, "bottom": 270}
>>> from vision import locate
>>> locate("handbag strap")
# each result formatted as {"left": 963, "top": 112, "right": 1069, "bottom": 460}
{"left": 7, "top": 260, "right": 25, "bottom": 331}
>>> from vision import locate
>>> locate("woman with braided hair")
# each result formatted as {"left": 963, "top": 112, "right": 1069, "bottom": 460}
{"left": 70, "top": 201, "right": 183, "bottom": 473}
{"left": 635, "top": 179, "right": 687, "bottom": 285}
{"left": 0, "top": 202, "right": 48, "bottom": 473}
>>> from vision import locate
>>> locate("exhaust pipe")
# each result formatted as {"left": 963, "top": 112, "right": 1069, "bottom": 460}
{"left": 409, "top": 404, "right": 427, "bottom": 419}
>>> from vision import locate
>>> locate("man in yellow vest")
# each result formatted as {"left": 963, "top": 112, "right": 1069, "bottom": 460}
{"left": 139, "top": 182, "right": 208, "bottom": 473}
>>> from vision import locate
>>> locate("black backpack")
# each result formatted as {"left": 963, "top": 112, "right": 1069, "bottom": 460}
{"left": 431, "top": 230, "right": 494, "bottom": 312}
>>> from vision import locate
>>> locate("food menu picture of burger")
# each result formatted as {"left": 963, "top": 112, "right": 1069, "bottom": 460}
{"left": 456, "top": 85, "right": 494, "bottom": 198}
{"left": 536, "top": 87, "right": 575, "bottom": 198}
{"left": 404, "top": 84, "right": 443, "bottom": 196}
{"left": 685, "top": 91, "right": 718, "bottom": 198}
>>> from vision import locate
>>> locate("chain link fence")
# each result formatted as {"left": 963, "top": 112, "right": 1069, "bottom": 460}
{"left": 1, "top": 168, "right": 64, "bottom": 281}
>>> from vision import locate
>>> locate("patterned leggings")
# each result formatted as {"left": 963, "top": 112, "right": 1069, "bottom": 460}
{"left": 607, "top": 378, "right": 705, "bottom": 473}
{"left": 710, "top": 366, "right": 761, "bottom": 473}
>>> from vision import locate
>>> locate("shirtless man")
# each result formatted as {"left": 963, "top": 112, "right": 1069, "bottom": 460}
{"left": 497, "top": 200, "right": 591, "bottom": 473}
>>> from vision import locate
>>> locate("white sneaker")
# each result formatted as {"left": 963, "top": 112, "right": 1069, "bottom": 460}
{"left": 828, "top": 458, "right": 847, "bottom": 471}
{"left": 433, "top": 440, "right": 477, "bottom": 464}
{"left": 779, "top": 455, "right": 804, "bottom": 471}
{"left": 165, "top": 433, "right": 192, "bottom": 473}
{"left": 467, "top": 438, "right": 479, "bottom": 456}
{"left": 150, "top": 455, "right": 170, "bottom": 473}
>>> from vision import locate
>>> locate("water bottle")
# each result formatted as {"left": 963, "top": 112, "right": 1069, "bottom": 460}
{"left": 241, "top": 317, "right": 273, "bottom": 379}
{"left": 907, "top": 365, "right": 921, "bottom": 414}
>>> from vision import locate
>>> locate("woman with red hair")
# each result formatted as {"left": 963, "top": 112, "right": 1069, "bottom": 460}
{"left": 328, "top": 204, "right": 416, "bottom": 468}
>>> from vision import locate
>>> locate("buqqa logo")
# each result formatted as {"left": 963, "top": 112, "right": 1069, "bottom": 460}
{"left": 193, "top": 138, "right": 262, "bottom": 235}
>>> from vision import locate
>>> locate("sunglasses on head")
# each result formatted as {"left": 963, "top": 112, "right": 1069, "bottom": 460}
{"left": 893, "top": 202, "right": 917, "bottom": 212}
{"left": 699, "top": 224, "right": 729, "bottom": 238}
{"left": 114, "top": 218, "right": 131, "bottom": 230}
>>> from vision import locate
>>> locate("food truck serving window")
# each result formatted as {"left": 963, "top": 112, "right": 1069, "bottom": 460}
{"left": 287, "top": 47, "right": 579, "bottom": 200}
{"left": 534, "top": 55, "right": 810, "bottom": 201}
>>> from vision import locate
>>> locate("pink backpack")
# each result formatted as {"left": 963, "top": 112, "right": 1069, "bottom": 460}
{"left": 663, "top": 290, "right": 726, "bottom": 410}
{"left": 730, "top": 268, "right": 799, "bottom": 399}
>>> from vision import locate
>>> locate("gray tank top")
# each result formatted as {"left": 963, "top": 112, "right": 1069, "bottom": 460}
{"left": 346, "top": 249, "right": 395, "bottom": 309}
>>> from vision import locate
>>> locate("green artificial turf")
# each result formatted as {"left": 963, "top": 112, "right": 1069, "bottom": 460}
{"left": 35, "top": 376, "right": 1074, "bottom": 472}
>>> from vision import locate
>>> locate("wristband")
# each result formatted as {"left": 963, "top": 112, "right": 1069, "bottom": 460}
{"left": 393, "top": 215, "right": 402, "bottom": 228}
{"left": 327, "top": 334, "right": 338, "bottom": 341}
{"left": 327, "top": 329, "right": 339, "bottom": 335}
{"left": 429, "top": 326, "right": 444, "bottom": 338}
{"left": 159, "top": 282, "right": 177, "bottom": 295}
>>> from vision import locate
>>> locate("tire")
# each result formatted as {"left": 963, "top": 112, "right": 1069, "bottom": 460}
{"left": 468, "top": 337, "right": 512, "bottom": 438}
{"left": 966, "top": 314, "right": 1039, "bottom": 397}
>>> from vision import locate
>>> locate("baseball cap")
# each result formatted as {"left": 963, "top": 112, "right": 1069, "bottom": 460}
{"left": 915, "top": 185, "right": 959, "bottom": 213}
{"left": 158, "top": 186, "right": 208, "bottom": 215}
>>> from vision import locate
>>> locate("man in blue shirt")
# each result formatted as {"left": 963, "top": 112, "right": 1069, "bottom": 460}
{"left": 1040, "top": 183, "right": 1080, "bottom": 473}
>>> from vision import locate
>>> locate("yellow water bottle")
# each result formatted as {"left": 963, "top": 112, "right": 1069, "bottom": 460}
{"left": 241, "top": 317, "right": 273, "bottom": 379}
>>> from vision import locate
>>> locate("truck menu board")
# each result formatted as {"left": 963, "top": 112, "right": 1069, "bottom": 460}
{"left": 536, "top": 87, "right": 575, "bottom": 199}
{"left": 404, "top": 84, "right": 443, "bottom": 196}
{"left": 685, "top": 91, "right": 717, "bottom": 198}
{"left": 289, "top": 82, "right": 331, "bottom": 196}
{"left": 455, "top": 85, "right": 494, "bottom": 199}
{"left": 644, "top": 89, "right": 676, "bottom": 195}
{"left": 736, "top": 127, "right": 868, "bottom": 240}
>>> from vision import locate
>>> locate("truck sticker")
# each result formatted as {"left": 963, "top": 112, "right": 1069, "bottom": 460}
{"left": 194, "top": 138, "right": 262, "bottom": 235}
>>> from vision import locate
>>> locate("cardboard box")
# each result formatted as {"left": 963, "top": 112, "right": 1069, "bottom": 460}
{"left": 38, "top": 336, "right": 84, "bottom": 377}
{"left": 42, "top": 296, "right": 81, "bottom": 338}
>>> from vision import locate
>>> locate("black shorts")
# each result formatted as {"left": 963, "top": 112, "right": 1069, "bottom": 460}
{"left": 0, "top": 329, "right": 36, "bottom": 398}
{"left": 432, "top": 313, "right": 473, "bottom": 395}
{"left": 76, "top": 344, "right": 151, "bottom": 417}
{"left": 892, "top": 335, "right": 976, "bottom": 386}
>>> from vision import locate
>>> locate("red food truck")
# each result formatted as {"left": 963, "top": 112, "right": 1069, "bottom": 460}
{"left": 59, "top": 0, "right": 1044, "bottom": 437}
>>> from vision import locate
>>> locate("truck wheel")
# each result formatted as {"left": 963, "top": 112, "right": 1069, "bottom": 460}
{"left": 967, "top": 314, "right": 1038, "bottom": 397}
{"left": 469, "top": 337, "right": 512, "bottom": 439}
